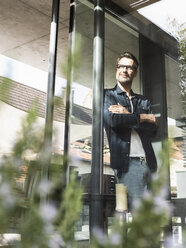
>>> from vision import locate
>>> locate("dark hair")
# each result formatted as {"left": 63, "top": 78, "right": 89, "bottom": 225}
{"left": 116, "top": 52, "right": 139, "bottom": 69}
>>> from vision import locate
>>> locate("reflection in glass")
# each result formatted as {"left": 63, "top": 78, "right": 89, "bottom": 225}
{"left": 69, "top": 0, "right": 140, "bottom": 238}
{"left": 165, "top": 55, "right": 186, "bottom": 198}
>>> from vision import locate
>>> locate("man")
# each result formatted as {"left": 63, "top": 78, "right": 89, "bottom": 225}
{"left": 104, "top": 52, "right": 158, "bottom": 211}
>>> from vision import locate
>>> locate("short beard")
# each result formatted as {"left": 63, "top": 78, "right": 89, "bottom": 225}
{"left": 117, "top": 77, "right": 132, "bottom": 87}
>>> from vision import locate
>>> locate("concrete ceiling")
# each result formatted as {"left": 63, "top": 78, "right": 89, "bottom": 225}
{"left": 0, "top": 0, "right": 166, "bottom": 91}
{"left": 0, "top": 0, "right": 141, "bottom": 90}
{"left": 0, "top": 0, "right": 70, "bottom": 78}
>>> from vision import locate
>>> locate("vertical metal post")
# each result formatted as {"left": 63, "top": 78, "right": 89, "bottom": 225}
{"left": 42, "top": 0, "right": 60, "bottom": 178}
{"left": 63, "top": 0, "right": 76, "bottom": 174}
{"left": 90, "top": 0, "right": 105, "bottom": 235}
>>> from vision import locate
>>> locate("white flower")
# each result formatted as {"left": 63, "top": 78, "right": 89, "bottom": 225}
{"left": 39, "top": 203, "right": 57, "bottom": 222}
{"left": 143, "top": 190, "right": 153, "bottom": 202}
{"left": 110, "top": 232, "right": 121, "bottom": 245}
{"left": 133, "top": 191, "right": 152, "bottom": 210}
{"left": 0, "top": 183, "right": 15, "bottom": 207}
{"left": 164, "top": 235, "right": 184, "bottom": 248}
{"left": 93, "top": 227, "right": 107, "bottom": 245}
{"left": 37, "top": 180, "right": 53, "bottom": 196}
{"left": 159, "top": 186, "right": 169, "bottom": 199}
{"left": 153, "top": 195, "right": 171, "bottom": 215}
{"left": 151, "top": 173, "right": 158, "bottom": 182}
{"left": 133, "top": 197, "right": 141, "bottom": 210}
{"left": 49, "top": 233, "right": 65, "bottom": 248}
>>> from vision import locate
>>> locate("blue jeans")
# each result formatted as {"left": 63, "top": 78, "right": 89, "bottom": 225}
{"left": 114, "top": 158, "right": 151, "bottom": 212}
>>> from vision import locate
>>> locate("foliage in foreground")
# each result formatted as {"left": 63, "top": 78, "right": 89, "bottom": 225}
{"left": 1, "top": 103, "right": 185, "bottom": 248}
{"left": 0, "top": 25, "right": 185, "bottom": 246}
{"left": 0, "top": 101, "right": 82, "bottom": 247}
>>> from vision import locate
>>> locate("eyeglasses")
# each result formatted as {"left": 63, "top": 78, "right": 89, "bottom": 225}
{"left": 116, "top": 64, "right": 137, "bottom": 71}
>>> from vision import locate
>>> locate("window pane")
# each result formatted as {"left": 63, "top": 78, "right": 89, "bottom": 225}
{"left": 165, "top": 55, "right": 186, "bottom": 198}
{"left": 70, "top": 0, "right": 140, "bottom": 238}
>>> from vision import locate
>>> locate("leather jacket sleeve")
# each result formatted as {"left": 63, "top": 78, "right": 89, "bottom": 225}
{"left": 138, "top": 100, "right": 158, "bottom": 137}
{"left": 104, "top": 89, "right": 158, "bottom": 137}
{"left": 104, "top": 89, "right": 140, "bottom": 129}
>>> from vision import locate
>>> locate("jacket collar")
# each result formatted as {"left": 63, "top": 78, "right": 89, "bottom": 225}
{"left": 115, "top": 84, "right": 136, "bottom": 98}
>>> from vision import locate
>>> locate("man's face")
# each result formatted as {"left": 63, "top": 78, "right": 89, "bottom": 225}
{"left": 116, "top": 57, "right": 137, "bottom": 87}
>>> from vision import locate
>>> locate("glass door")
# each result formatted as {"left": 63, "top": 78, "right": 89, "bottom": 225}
{"left": 69, "top": 0, "right": 140, "bottom": 239}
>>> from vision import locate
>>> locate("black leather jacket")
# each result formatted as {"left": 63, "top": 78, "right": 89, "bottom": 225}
{"left": 104, "top": 84, "right": 157, "bottom": 173}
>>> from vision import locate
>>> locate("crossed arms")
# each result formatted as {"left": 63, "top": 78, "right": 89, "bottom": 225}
{"left": 109, "top": 103, "right": 158, "bottom": 125}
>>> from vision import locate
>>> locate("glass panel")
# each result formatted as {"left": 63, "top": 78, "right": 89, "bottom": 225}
{"left": 70, "top": 0, "right": 140, "bottom": 238}
{"left": 69, "top": 0, "right": 93, "bottom": 169}
{"left": 104, "top": 11, "right": 140, "bottom": 180}
{"left": 69, "top": 0, "right": 94, "bottom": 240}
{"left": 105, "top": 15, "right": 140, "bottom": 91}
{"left": 165, "top": 55, "right": 186, "bottom": 198}
{"left": 0, "top": 1, "right": 69, "bottom": 158}
{"left": 172, "top": 225, "right": 183, "bottom": 245}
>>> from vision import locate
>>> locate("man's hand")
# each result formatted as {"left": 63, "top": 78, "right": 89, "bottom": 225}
{"left": 109, "top": 103, "right": 130, "bottom": 114}
{"left": 140, "top": 114, "right": 158, "bottom": 125}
